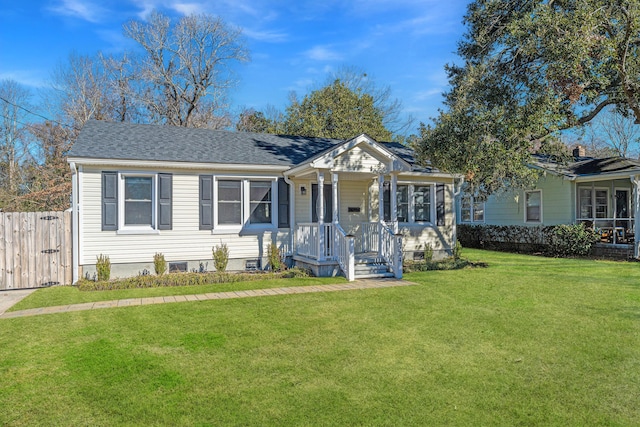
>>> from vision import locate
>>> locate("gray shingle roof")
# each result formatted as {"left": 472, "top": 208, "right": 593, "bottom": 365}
{"left": 532, "top": 153, "right": 640, "bottom": 177}
{"left": 69, "top": 120, "right": 427, "bottom": 170}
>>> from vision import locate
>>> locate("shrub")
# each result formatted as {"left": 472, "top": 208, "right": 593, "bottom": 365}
{"left": 77, "top": 268, "right": 312, "bottom": 291}
{"left": 453, "top": 241, "right": 462, "bottom": 260}
{"left": 423, "top": 244, "right": 434, "bottom": 262}
{"left": 153, "top": 252, "right": 167, "bottom": 276}
{"left": 549, "top": 223, "right": 599, "bottom": 257}
{"left": 95, "top": 254, "right": 111, "bottom": 281}
{"left": 213, "top": 243, "right": 229, "bottom": 272}
{"left": 267, "top": 243, "right": 284, "bottom": 272}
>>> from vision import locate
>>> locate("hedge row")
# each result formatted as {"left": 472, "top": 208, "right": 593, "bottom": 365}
{"left": 458, "top": 223, "right": 600, "bottom": 257}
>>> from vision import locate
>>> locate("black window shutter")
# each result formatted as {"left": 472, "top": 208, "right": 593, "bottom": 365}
{"left": 199, "top": 175, "right": 213, "bottom": 230}
{"left": 436, "top": 183, "right": 445, "bottom": 226}
{"left": 277, "top": 178, "right": 290, "bottom": 228}
{"left": 157, "top": 173, "right": 172, "bottom": 230}
{"left": 102, "top": 171, "right": 118, "bottom": 231}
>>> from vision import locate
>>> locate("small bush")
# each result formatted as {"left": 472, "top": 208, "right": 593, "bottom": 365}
{"left": 267, "top": 243, "right": 284, "bottom": 272}
{"left": 213, "top": 243, "right": 229, "bottom": 272}
{"left": 453, "top": 241, "right": 462, "bottom": 260}
{"left": 96, "top": 254, "right": 111, "bottom": 281}
{"left": 423, "top": 244, "right": 434, "bottom": 262}
{"left": 154, "top": 253, "right": 167, "bottom": 276}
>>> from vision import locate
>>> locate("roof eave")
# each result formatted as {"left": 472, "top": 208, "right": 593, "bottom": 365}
{"left": 67, "top": 157, "right": 291, "bottom": 172}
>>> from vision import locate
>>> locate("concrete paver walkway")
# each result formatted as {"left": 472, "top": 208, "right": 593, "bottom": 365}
{"left": 0, "top": 288, "right": 38, "bottom": 316}
{"left": 0, "top": 278, "right": 415, "bottom": 319}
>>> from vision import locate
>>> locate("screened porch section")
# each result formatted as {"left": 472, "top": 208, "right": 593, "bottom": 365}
{"left": 576, "top": 184, "right": 635, "bottom": 245}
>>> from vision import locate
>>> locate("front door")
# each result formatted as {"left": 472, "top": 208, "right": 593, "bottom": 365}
{"left": 312, "top": 184, "right": 333, "bottom": 223}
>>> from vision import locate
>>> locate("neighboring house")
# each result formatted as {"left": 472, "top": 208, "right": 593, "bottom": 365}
{"left": 68, "top": 120, "right": 457, "bottom": 282}
{"left": 458, "top": 146, "right": 640, "bottom": 257}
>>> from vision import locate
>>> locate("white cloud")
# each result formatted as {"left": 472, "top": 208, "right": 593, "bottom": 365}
{"left": 242, "top": 28, "right": 289, "bottom": 43}
{"left": 413, "top": 88, "right": 442, "bottom": 101}
{"left": 48, "top": 0, "right": 104, "bottom": 23}
{"left": 171, "top": 2, "right": 204, "bottom": 15}
{"left": 0, "top": 71, "right": 47, "bottom": 89}
{"left": 304, "top": 46, "right": 343, "bottom": 62}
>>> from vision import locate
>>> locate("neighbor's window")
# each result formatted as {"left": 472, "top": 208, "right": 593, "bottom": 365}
{"left": 461, "top": 195, "right": 484, "bottom": 223}
{"left": 579, "top": 188, "right": 609, "bottom": 219}
{"left": 124, "top": 176, "right": 153, "bottom": 226}
{"left": 525, "top": 190, "right": 542, "bottom": 223}
{"left": 218, "top": 180, "right": 242, "bottom": 225}
{"left": 249, "top": 181, "right": 272, "bottom": 224}
{"left": 414, "top": 185, "right": 431, "bottom": 222}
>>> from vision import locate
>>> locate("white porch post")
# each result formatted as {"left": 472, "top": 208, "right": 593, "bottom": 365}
{"left": 378, "top": 174, "right": 385, "bottom": 256}
{"left": 390, "top": 173, "right": 399, "bottom": 233}
{"left": 317, "top": 171, "right": 325, "bottom": 261}
{"left": 632, "top": 175, "right": 640, "bottom": 258}
{"left": 332, "top": 173, "right": 339, "bottom": 225}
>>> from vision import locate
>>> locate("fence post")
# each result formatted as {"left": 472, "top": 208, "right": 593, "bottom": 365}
{"left": 394, "top": 234, "right": 403, "bottom": 279}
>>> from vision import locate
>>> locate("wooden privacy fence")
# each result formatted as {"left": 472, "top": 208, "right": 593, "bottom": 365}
{"left": 0, "top": 211, "right": 72, "bottom": 290}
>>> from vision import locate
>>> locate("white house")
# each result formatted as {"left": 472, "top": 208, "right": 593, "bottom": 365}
{"left": 68, "top": 120, "right": 458, "bottom": 282}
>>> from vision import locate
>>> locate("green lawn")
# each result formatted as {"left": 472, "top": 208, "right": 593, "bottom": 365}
{"left": 1, "top": 249, "right": 639, "bottom": 425}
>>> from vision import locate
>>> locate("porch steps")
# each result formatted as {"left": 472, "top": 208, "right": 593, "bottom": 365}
{"left": 354, "top": 253, "right": 394, "bottom": 279}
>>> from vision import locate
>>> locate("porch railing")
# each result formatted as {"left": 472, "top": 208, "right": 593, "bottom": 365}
{"left": 577, "top": 218, "right": 635, "bottom": 245}
{"left": 380, "top": 222, "right": 403, "bottom": 278}
{"left": 334, "top": 224, "right": 355, "bottom": 280}
{"left": 296, "top": 223, "right": 335, "bottom": 259}
{"left": 356, "top": 222, "right": 380, "bottom": 253}
{"left": 296, "top": 223, "right": 319, "bottom": 258}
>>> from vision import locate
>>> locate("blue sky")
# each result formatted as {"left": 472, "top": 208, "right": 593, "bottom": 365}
{"left": 0, "top": 0, "right": 469, "bottom": 132}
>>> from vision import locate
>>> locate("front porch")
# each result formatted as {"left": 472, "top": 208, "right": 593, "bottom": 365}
{"left": 574, "top": 176, "right": 640, "bottom": 256}
{"left": 293, "top": 221, "right": 403, "bottom": 280}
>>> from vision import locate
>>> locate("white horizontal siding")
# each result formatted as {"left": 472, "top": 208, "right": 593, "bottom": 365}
{"left": 334, "top": 145, "right": 385, "bottom": 173}
{"left": 80, "top": 167, "right": 289, "bottom": 265}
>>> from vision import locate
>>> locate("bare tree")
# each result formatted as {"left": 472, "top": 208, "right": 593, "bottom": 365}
{"left": 0, "top": 79, "right": 34, "bottom": 200}
{"left": 48, "top": 53, "right": 116, "bottom": 128}
{"left": 123, "top": 11, "right": 249, "bottom": 129}
{"left": 586, "top": 108, "right": 640, "bottom": 158}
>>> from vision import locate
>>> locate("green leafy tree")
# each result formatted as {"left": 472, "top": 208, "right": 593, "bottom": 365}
{"left": 283, "top": 79, "right": 393, "bottom": 141}
{"left": 419, "top": 0, "right": 640, "bottom": 195}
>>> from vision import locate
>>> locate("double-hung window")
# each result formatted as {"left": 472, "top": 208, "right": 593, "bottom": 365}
{"left": 218, "top": 180, "right": 242, "bottom": 225}
{"left": 249, "top": 181, "right": 272, "bottom": 224}
{"left": 461, "top": 195, "right": 485, "bottom": 223}
{"left": 200, "top": 176, "right": 279, "bottom": 231}
{"left": 101, "top": 171, "right": 172, "bottom": 233}
{"left": 578, "top": 187, "right": 609, "bottom": 219}
{"left": 384, "top": 182, "right": 437, "bottom": 224}
{"left": 123, "top": 176, "right": 153, "bottom": 226}
{"left": 525, "top": 190, "right": 542, "bottom": 223}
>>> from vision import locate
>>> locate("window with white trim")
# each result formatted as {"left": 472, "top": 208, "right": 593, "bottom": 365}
{"left": 218, "top": 180, "right": 242, "bottom": 225}
{"left": 249, "top": 181, "right": 272, "bottom": 224}
{"left": 578, "top": 187, "right": 609, "bottom": 219}
{"left": 397, "top": 185, "right": 409, "bottom": 222}
{"left": 384, "top": 183, "right": 436, "bottom": 224}
{"left": 123, "top": 176, "right": 153, "bottom": 226}
{"left": 211, "top": 178, "right": 277, "bottom": 230}
{"left": 414, "top": 185, "right": 432, "bottom": 222}
{"left": 461, "top": 195, "right": 485, "bottom": 223}
{"left": 525, "top": 190, "right": 542, "bottom": 223}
